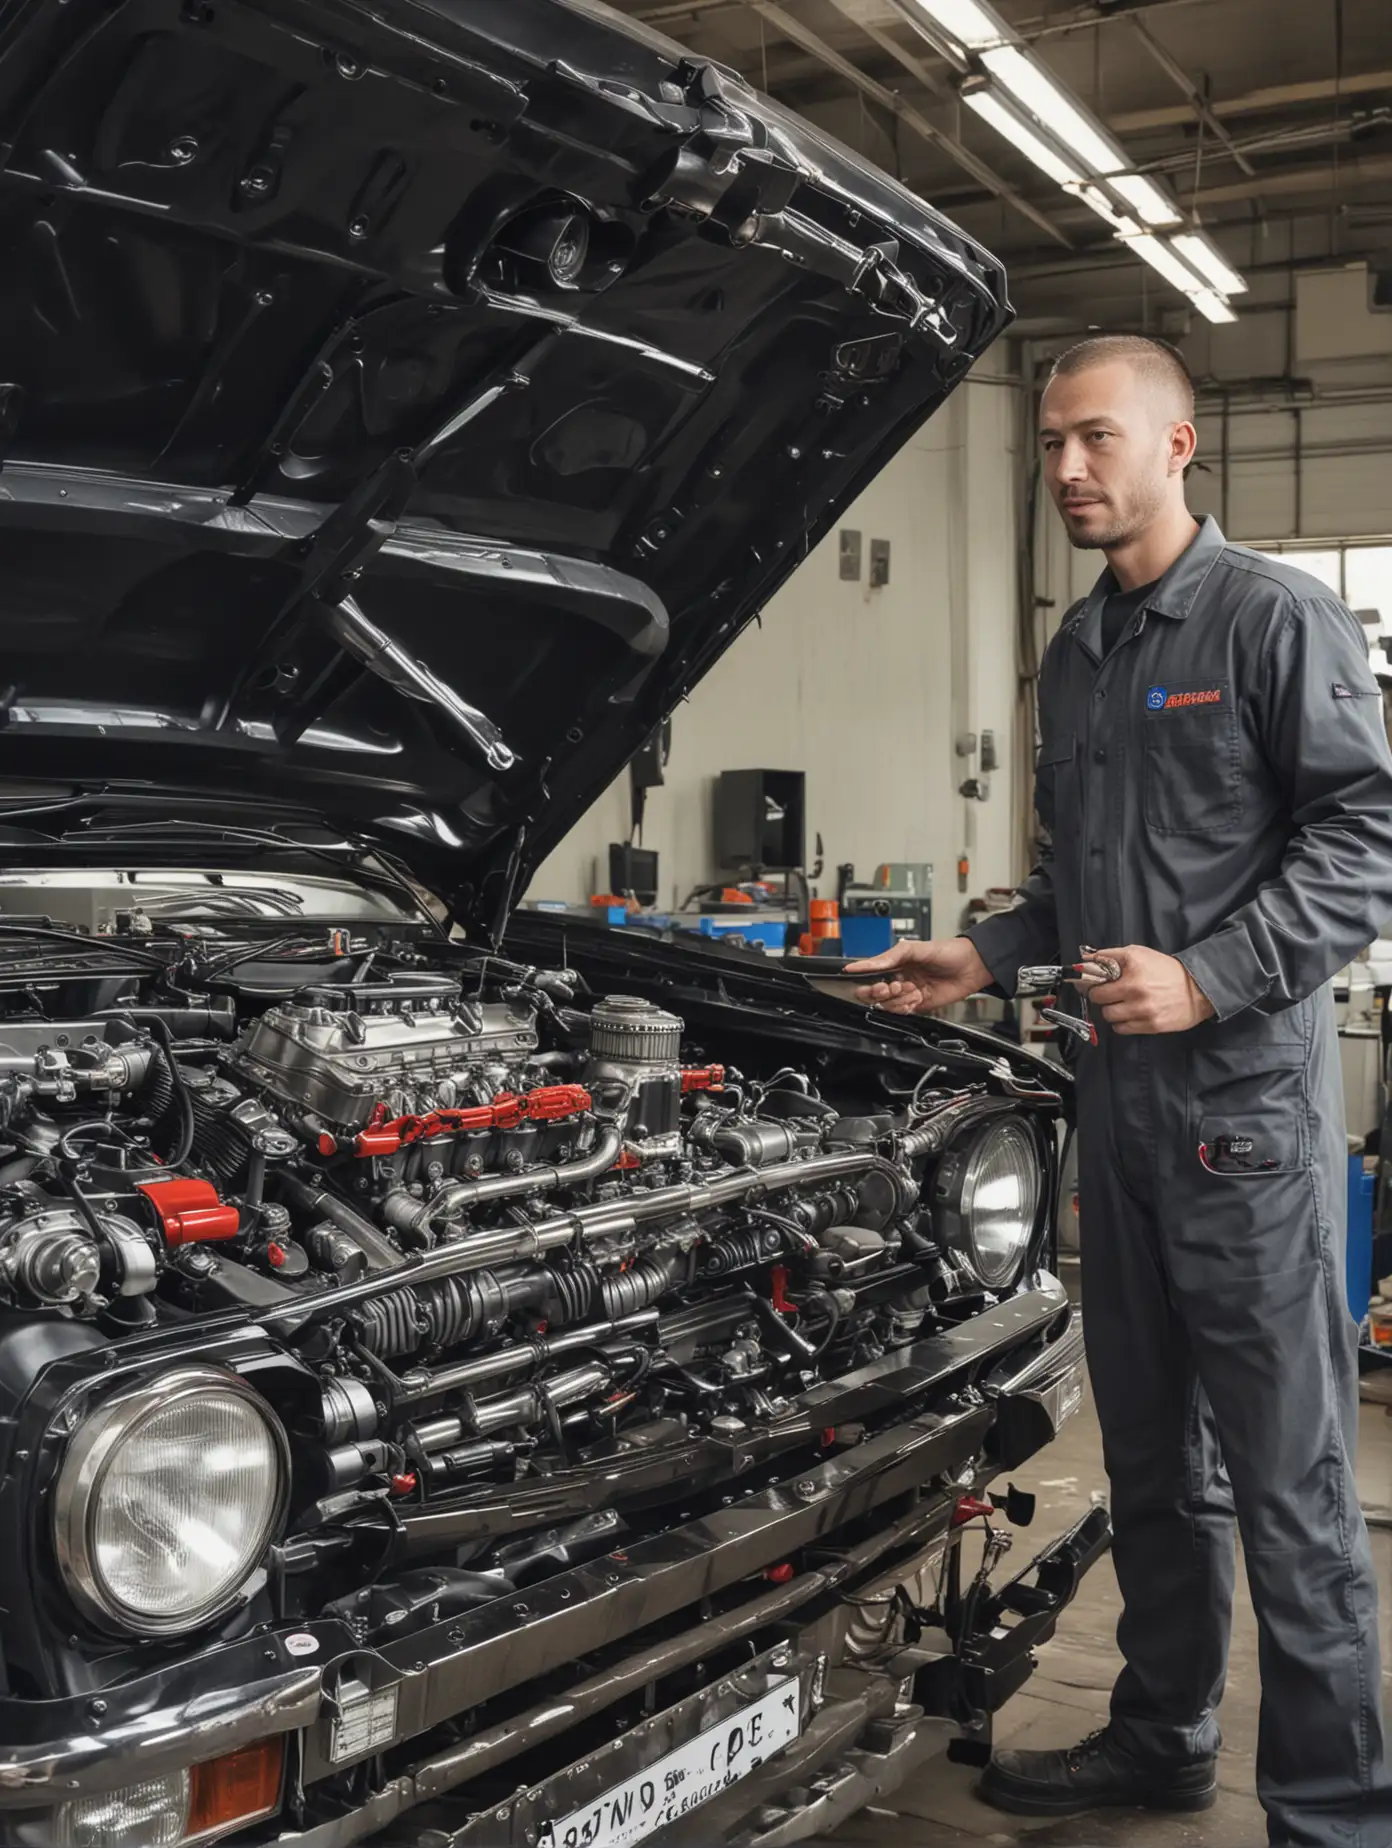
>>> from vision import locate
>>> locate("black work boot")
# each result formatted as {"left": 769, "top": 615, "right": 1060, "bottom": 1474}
{"left": 978, "top": 1726, "right": 1218, "bottom": 1817}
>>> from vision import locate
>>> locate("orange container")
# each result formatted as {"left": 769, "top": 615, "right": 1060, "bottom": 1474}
{"left": 809, "top": 899, "right": 839, "bottom": 941}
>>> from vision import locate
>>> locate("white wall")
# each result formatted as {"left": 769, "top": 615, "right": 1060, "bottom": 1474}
{"left": 1027, "top": 261, "right": 1392, "bottom": 647}
{"left": 1183, "top": 262, "right": 1392, "bottom": 544}
{"left": 525, "top": 348, "right": 1026, "bottom": 924}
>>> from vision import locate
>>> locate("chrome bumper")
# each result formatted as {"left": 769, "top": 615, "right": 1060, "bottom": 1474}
{"left": 0, "top": 1278, "right": 1087, "bottom": 1847}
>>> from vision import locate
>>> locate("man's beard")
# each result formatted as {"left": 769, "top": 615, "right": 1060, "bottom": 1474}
{"left": 1062, "top": 478, "right": 1166, "bottom": 550}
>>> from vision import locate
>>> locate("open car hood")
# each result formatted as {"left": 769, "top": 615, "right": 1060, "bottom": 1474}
{"left": 0, "top": 0, "right": 1010, "bottom": 930}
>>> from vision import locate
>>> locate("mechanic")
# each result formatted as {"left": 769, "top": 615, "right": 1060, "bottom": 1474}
{"left": 849, "top": 333, "right": 1392, "bottom": 1846}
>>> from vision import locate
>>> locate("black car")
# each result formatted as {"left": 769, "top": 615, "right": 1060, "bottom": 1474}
{"left": 0, "top": 1, "right": 1105, "bottom": 1843}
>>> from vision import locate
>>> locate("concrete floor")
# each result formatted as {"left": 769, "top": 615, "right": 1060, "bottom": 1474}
{"left": 827, "top": 1300, "right": 1392, "bottom": 1848}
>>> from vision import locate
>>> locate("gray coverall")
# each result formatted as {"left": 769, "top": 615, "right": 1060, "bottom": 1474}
{"left": 968, "top": 517, "right": 1392, "bottom": 1847}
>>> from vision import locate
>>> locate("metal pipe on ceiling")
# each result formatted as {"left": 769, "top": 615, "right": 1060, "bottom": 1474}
{"left": 1109, "top": 67, "right": 1392, "bottom": 135}
{"left": 740, "top": 0, "right": 1072, "bottom": 247}
{"left": 1127, "top": 17, "right": 1257, "bottom": 177}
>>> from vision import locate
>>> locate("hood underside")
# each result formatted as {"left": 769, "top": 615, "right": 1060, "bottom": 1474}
{"left": 0, "top": 0, "right": 1010, "bottom": 927}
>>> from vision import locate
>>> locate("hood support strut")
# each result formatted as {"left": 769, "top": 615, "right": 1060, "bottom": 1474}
{"left": 216, "top": 361, "right": 541, "bottom": 770}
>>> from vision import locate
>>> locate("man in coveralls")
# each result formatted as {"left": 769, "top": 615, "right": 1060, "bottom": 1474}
{"left": 849, "top": 335, "right": 1392, "bottom": 1845}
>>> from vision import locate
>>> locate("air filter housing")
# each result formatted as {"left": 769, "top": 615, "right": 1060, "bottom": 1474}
{"left": 585, "top": 997, "right": 684, "bottom": 1152}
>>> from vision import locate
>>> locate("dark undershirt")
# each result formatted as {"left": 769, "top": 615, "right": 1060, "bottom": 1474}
{"left": 1100, "top": 578, "right": 1159, "bottom": 657}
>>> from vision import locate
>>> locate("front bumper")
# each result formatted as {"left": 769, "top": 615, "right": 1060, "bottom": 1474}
{"left": 0, "top": 1279, "right": 1093, "bottom": 1848}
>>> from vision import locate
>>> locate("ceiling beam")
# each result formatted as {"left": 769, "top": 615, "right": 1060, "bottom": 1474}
{"left": 1013, "top": 0, "right": 1208, "bottom": 42}
{"left": 1110, "top": 67, "right": 1392, "bottom": 134}
{"left": 741, "top": 0, "right": 1071, "bottom": 247}
{"left": 819, "top": 0, "right": 951, "bottom": 105}
{"left": 1127, "top": 17, "right": 1256, "bottom": 177}
{"left": 1176, "top": 149, "right": 1392, "bottom": 209}
{"left": 636, "top": 0, "right": 740, "bottom": 22}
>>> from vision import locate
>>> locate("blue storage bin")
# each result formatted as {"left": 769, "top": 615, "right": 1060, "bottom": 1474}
{"left": 693, "top": 917, "right": 788, "bottom": 950}
{"left": 840, "top": 914, "right": 895, "bottom": 958}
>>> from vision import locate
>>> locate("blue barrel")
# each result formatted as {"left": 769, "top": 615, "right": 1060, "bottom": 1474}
{"left": 1348, "top": 1153, "right": 1375, "bottom": 1324}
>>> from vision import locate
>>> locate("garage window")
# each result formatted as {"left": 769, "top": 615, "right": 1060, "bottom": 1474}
{"left": 1251, "top": 542, "right": 1392, "bottom": 627}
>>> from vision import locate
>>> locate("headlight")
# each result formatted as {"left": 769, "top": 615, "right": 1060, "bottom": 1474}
{"left": 53, "top": 1772, "right": 189, "bottom": 1848}
{"left": 934, "top": 1117, "right": 1041, "bottom": 1289}
{"left": 54, "top": 1365, "right": 289, "bottom": 1636}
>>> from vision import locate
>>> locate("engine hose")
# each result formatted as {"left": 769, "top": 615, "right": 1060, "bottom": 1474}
{"left": 547, "top": 1261, "right": 599, "bottom": 1325}
{"left": 354, "top": 1287, "right": 423, "bottom": 1359}
{"left": 653, "top": 1354, "right": 724, "bottom": 1398}
{"left": 353, "top": 1268, "right": 535, "bottom": 1358}
{"left": 139, "top": 1044, "right": 176, "bottom": 1128}
{"left": 142, "top": 1017, "right": 194, "bottom": 1167}
{"left": 599, "top": 1252, "right": 685, "bottom": 1320}
{"left": 698, "top": 1228, "right": 771, "bottom": 1278}
{"left": 747, "top": 1208, "right": 819, "bottom": 1258}
{"left": 802, "top": 1290, "right": 843, "bottom": 1361}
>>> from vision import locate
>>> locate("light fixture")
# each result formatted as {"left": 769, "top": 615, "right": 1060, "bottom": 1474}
{"left": 1122, "top": 231, "right": 1211, "bottom": 296}
{"left": 962, "top": 88, "right": 1082, "bottom": 187}
{"left": 1187, "top": 287, "right": 1240, "bottom": 325}
{"left": 1068, "top": 182, "right": 1140, "bottom": 235}
{"left": 1107, "top": 173, "right": 1182, "bottom": 228}
{"left": 980, "top": 45, "right": 1124, "bottom": 174}
{"left": 1122, "top": 233, "right": 1240, "bottom": 323}
{"left": 904, "top": 0, "right": 1007, "bottom": 52}
{"left": 1170, "top": 231, "right": 1249, "bottom": 296}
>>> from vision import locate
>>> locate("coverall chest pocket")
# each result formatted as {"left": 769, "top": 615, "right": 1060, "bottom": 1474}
{"left": 1143, "top": 682, "right": 1242, "bottom": 834}
{"left": 1189, "top": 1047, "right": 1308, "bottom": 1177}
{"left": 1035, "top": 735, "right": 1076, "bottom": 831}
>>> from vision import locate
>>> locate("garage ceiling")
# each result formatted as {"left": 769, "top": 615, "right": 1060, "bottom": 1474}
{"left": 602, "top": 0, "right": 1392, "bottom": 338}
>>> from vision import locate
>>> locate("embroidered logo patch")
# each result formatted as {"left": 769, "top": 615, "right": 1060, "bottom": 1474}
{"left": 1147, "top": 685, "right": 1222, "bottom": 711}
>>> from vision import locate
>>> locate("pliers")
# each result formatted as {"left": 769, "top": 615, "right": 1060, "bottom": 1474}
{"left": 1016, "top": 947, "right": 1122, "bottom": 1047}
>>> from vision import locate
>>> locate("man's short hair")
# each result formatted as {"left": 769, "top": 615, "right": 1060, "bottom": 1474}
{"left": 1049, "top": 334, "right": 1195, "bottom": 422}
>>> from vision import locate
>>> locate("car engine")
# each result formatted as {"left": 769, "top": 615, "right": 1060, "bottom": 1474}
{"left": 0, "top": 925, "right": 1059, "bottom": 1591}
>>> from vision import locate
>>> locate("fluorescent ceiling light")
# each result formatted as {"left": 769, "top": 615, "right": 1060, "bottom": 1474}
{"left": 1188, "top": 286, "right": 1239, "bottom": 324}
{"left": 1067, "top": 182, "right": 1139, "bottom": 235}
{"left": 981, "top": 45, "right": 1123, "bottom": 174}
{"left": 1122, "top": 231, "right": 1210, "bottom": 296}
{"left": 1108, "top": 173, "right": 1182, "bottom": 228}
{"left": 906, "top": 0, "right": 1008, "bottom": 51}
{"left": 1171, "top": 231, "right": 1249, "bottom": 295}
{"left": 963, "top": 89, "right": 1082, "bottom": 187}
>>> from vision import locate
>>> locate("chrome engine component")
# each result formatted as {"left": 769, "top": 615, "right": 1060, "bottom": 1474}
{"left": 0, "top": 1209, "right": 102, "bottom": 1305}
{"left": 584, "top": 994, "right": 684, "bottom": 1154}
{"left": 232, "top": 977, "right": 539, "bottom": 1130}
{"left": 0, "top": 1020, "right": 155, "bottom": 1117}
{"left": 321, "top": 1376, "right": 379, "bottom": 1445}
{"left": 0, "top": 1199, "right": 159, "bottom": 1307}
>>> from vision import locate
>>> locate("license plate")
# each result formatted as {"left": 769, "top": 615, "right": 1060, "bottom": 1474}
{"left": 539, "top": 1678, "right": 802, "bottom": 1848}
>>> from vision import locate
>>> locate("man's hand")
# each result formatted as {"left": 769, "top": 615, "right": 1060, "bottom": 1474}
{"left": 845, "top": 937, "right": 993, "bottom": 1016}
{"left": 1088, "top": 945, "right": 1215, "bottom": 1035}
